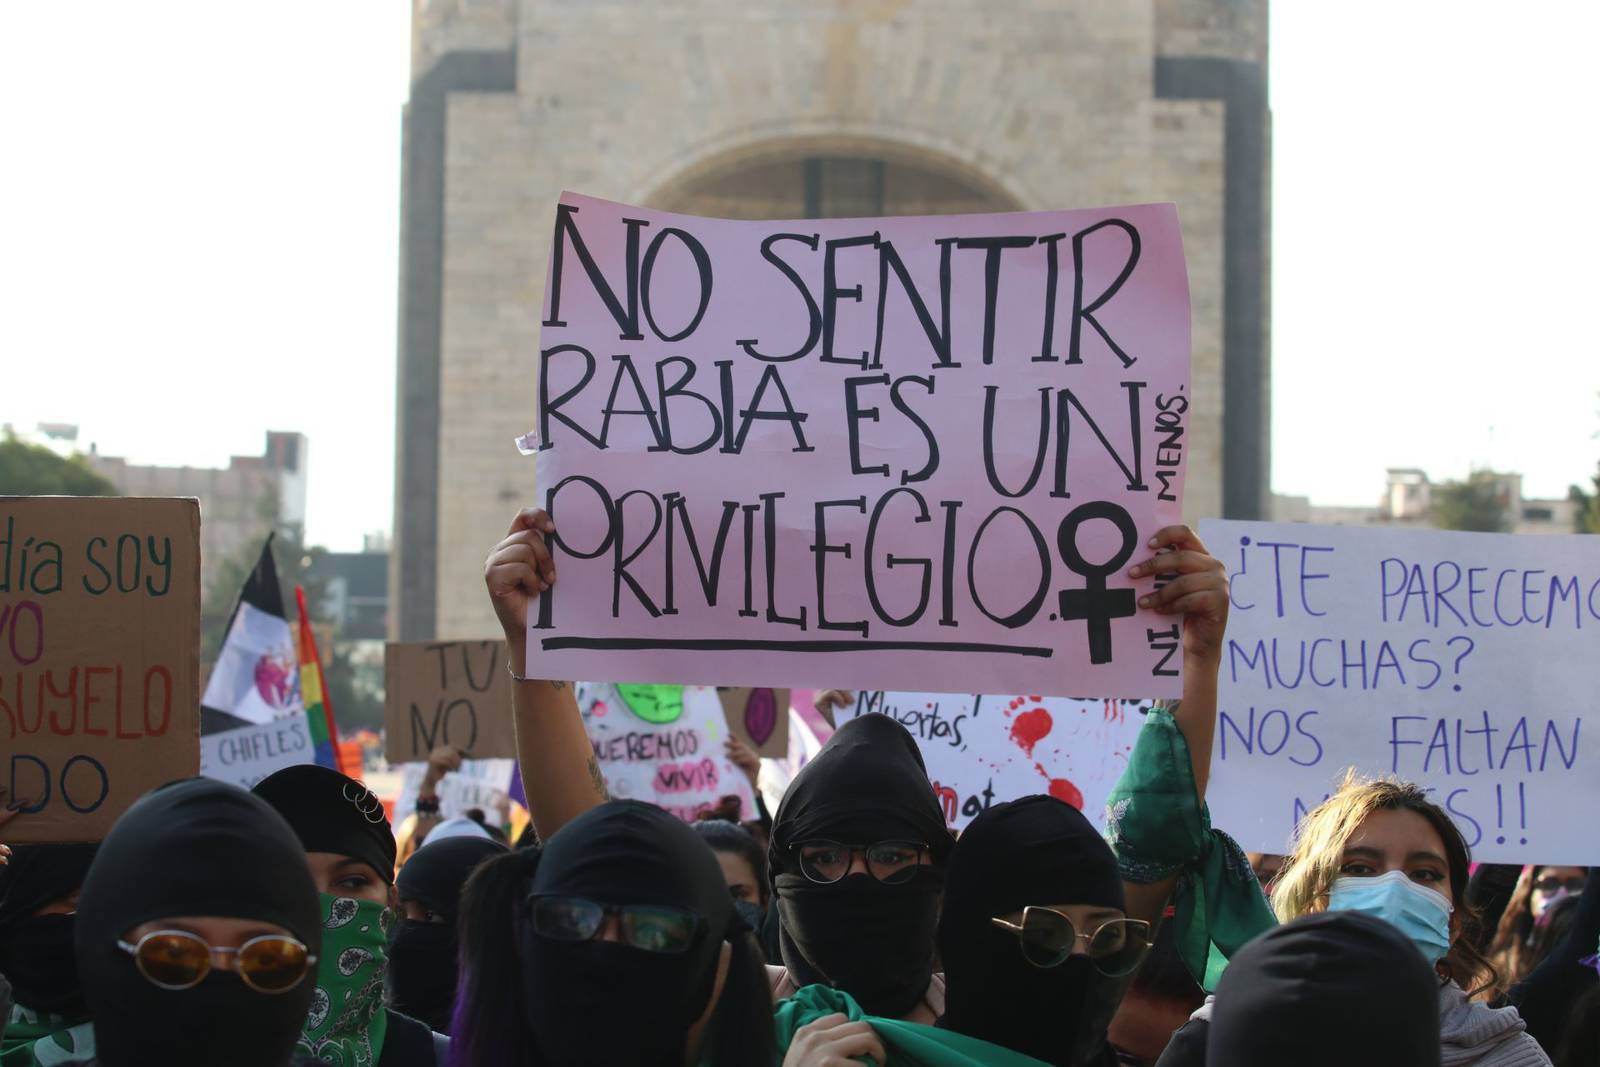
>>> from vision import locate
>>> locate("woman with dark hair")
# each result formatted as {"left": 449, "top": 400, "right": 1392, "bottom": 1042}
{"left": 1509, "top": 868, "right": 1600, "bottom": 1055}
{"left": 71, "top": 778, "right": 323, "bottom": 1067}
{"left": 1486, "top": 866, "right": 1589, "bottom": 998}
{"left": 253, "top": 764, "right": 447, "bottom": 1067}
{"left": 449, "top": 800, "right": 775, "bottom": 1067}
{"left": 387, "top": 835, "right": 507, "bottom": 1033}
{"left": 693, "top": 819, "right": 770, "bottom": 935}
{"left": 0, "top": 843, "right": 98, "bottom": 1066}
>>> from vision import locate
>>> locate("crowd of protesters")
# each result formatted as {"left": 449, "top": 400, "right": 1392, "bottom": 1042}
{"left": 0, "top": 509, "right": 1594, "bottom": 1066}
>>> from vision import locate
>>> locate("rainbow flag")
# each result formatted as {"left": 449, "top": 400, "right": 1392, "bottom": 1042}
{"left": 294, "top": 585, "right": 345, "bottom": 774}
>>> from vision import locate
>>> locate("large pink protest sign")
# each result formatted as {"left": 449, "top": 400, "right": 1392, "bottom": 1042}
{"left": 526, "top": 192, "right": 1191, "bottom": 698}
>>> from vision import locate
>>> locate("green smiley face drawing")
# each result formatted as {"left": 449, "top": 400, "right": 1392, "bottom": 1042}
{"left": 615, "top": 684, "right": 685, "bottom": 724}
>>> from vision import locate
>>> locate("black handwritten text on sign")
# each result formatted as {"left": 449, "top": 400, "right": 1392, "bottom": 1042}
{"left": 526, "top": 192, "right": 1193, "bottom": 698}
{"left": 384, "top": 641, "right": 516, "bottom": 762}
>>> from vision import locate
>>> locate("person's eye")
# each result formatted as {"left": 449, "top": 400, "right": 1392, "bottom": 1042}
{"left": 1412, "top": 869, "right": 1445, "bottom": 884}
{"left": 1339, "top": 862, "right": 1376, "bottom": 876}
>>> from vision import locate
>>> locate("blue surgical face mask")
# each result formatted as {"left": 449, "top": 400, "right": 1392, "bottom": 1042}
{"left": 1327, "top": 868, "right": 1453, "bottom": 964}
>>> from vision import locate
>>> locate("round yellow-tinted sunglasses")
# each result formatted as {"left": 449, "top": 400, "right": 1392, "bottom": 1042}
{"left": 117, "top": 930, "right": 316, "bottom": 994}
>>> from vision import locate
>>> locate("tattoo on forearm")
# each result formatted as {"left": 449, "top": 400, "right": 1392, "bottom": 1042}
{"left": 586, "top": 755, "right": 609, "bottom": 800}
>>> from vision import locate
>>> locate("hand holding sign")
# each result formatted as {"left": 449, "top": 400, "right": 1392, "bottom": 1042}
{"left": 485, "top": 508, "right": 558, "bottom": 652}
{"left": 483, "top": 513, "right": 607, "bottom": 841}
{"left": 1127, "top": 524, "right": 1231, "bottom": 664}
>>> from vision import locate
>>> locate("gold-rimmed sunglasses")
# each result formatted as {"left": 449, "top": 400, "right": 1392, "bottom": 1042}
{"left": 117, "top": 930, "right": 316, "bottom": 994}
{"left": 990, "top": 907, "right": 1151, "bottom": 976}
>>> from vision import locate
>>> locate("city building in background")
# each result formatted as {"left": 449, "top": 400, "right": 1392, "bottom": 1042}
{"left": 87, "top": 430, "right": 309, "bottom": 595}
{"left": 1273, "top": 467, "right": 1577, "bottom": 534}
{"left": 308, "top": 543, "right": 390, "bottom": 640}
{"left": 393, "top": 0, "right": 1273, "bottom": 639}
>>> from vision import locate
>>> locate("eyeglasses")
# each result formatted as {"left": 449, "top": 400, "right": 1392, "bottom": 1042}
{"left": 794, "top": 840, "right": 928, "bottom": 885}
{"left": 990, "top": 907, "right": 1151, "bottom": 977}
{"left": 528, "top": 896, "right": 703, "bottom": 954}
{"left": 116, "top": 930, "right": 316, "bottom": 994}
{"left": 1534, "top": 876, "right": 1585, "bottom": 895}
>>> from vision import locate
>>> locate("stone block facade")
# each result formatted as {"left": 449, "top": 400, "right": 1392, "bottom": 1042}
{"left": 394, "top": 0, "right": 1270, "bottom": 639}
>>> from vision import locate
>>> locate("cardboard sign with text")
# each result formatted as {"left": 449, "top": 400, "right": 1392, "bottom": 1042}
{"left": 716, "top": 686, "right": 790, "bottom": 758}
{"left": 1, "top": 497, "right": 201, "bottom": 841}
{"left": 384, "top": 641, "right": 516, "bottom": 762}
{"left": 526, "top": 193, "right": 1192, "bottom": 698}
{"left": 1202, "top": 520, "right": 1600, "bottom": 865}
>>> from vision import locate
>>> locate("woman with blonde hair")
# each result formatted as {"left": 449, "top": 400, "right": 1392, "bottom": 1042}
{"left": 1154, "top": 774, "right": 1552, "bottom": 1066}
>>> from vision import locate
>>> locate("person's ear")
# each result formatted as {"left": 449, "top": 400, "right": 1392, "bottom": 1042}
{"left": 388, "top": 882, "right": 400, "bottom": 910}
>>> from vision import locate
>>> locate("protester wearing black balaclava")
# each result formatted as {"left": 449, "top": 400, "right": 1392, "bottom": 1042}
{"left": 253, "top": 764, "right": 447, "bottom": 1067}
{"left": 0, "top": 842, "right": 97, "bottom": 1046}
{"left": 769, "top": 713, "right": 955, "bottom": 1019}
{"left": 1207, "top": 911, "right": 1441, "bottom": 1066}
{"left": 72, "top": 778, "right": 322, "bottom": 1067}
{"left": 387, "top": 835, "right": 505, "bottom": 1032}
{"left": 451, "top": 799, "right": 773, "bottom": 1067}
{"left": 938, "top": 796, "right": 1133, "bottom": 1066}
{"left": 524, "top": 801, "right": 741, "bottom": 1065}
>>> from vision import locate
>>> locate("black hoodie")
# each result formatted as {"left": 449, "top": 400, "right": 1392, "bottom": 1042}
{"left": 1206, "top": 911, "right": 1442, "bottom": 1066}
{"left": 938, "top": 795, "right": 1127, "bottom": 1066}
{"left": 72, "top": 778, "right": 322, "bottom": 1067}
{"left": 768, "top": 713, "right": 955, "bottom": 1018}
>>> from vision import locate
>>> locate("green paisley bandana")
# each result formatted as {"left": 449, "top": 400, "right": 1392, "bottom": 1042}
{"left": 297, "top": 895, "right": 393, "bottom": 1067}
{"left": 0, "top": 1004, "right": 95, "bottom": 1067}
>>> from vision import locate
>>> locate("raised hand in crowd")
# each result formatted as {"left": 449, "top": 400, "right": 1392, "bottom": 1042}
{"left": 725, "top": 734, "right": 762, "bottom": 793}
{"left": 484, "top": 508, "right": 607, "bottom": 841}
{"left": 812, "top": 689, "right": 852, "bottom": 727}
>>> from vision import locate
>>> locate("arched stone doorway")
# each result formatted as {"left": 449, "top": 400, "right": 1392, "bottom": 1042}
{"left": 648, "top": 139, "right": 1022, "bottom": 220}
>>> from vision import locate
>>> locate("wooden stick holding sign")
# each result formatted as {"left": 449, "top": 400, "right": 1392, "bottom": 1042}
{"left": 1, "top": 497, "right": 201, "bottom": 842}
{"left": 384, "top": 640, "right": 518, "bottom": 762}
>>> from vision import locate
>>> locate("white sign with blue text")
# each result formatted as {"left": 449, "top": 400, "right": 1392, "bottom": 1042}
{"left": 1201, "top": 520, "right": 1600, "bottom": 865}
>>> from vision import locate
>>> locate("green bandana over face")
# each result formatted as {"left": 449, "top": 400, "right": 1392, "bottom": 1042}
{"left": 297, "top": 895, "right": 392, "bottom": 1067}
{"left": 1, "top": 1004, "right": 95, "bottom": 1067}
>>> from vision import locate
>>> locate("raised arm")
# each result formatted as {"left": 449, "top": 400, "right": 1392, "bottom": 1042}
{"left": 485, "top": 508, "right": 608, "bottom": 841}
{"left": 1117, "top": 524, "right": 1229, "bottom": 927}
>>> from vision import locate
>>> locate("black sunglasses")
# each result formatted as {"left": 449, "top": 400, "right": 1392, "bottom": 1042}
{"left": 527, "top": 895, "right": 704, "bottom": 954}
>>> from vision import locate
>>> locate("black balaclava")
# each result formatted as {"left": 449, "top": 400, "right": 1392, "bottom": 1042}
{"left": 938, "top": 795, "right": 1127, "bottom": 1066}
{"left": 73, "top": 778, "right": 322, "bottom": 1067}
{"left": 1208, "top": 910, "right": 1442, "bottom": 1067}
{"left": 388, "top": 835, "right": 506, "bottom": 1031}
{"left": 252, "top": 764, "right": 397, "bottom": 882}
{"left": 769, "top": 714, "right": 955, "bottom": 1018}
{"left": 522, "top": 800, "right": 735, "bottom": 1067}
{"left": 0, "top": 843, "right": 97, "bottom": 1015}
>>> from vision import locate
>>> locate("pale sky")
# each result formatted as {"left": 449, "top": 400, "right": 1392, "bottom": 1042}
{"left": 2, "top": 3, "right": 1595, "bottom": 551}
